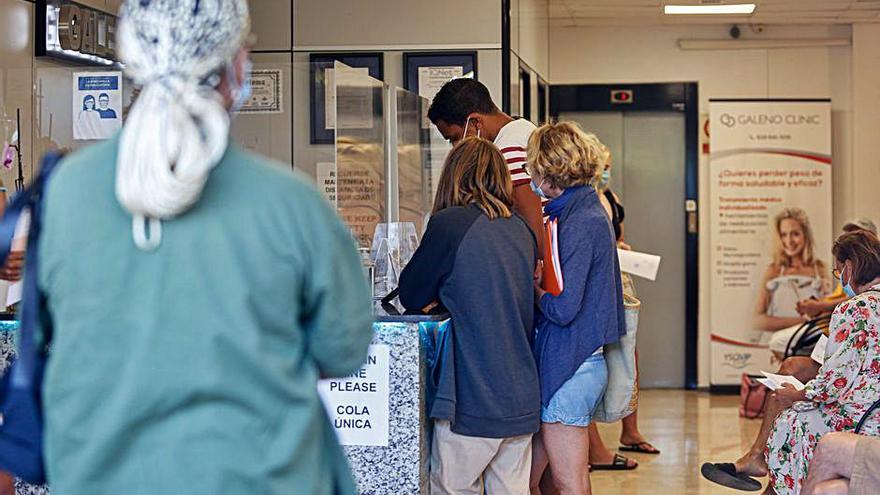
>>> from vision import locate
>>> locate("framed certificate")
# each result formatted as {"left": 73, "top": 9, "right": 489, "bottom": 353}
{"left": 403, "top": 52, "right": 478, "bottom": 103}
{"left": 309, "top": 53, "right": 384, "bottom": 145}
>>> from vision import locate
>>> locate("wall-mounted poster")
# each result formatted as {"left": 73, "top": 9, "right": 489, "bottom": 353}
{"left": 73, "top": 71, "right": 122, "bottom": 140}
{"left": 403, "top": 52, "right": 477, "bottom": 198}
{"left": 709, "top": 99, "right": 833, "bottom": 387}
{"left": 240, "top": 69, "right": 283, "bottom": 114}
{"left": 309, "top": 53, "right": 384, "bottom": 145}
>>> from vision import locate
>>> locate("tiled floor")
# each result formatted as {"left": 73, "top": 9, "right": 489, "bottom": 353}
{"left": 590, "top": 389, "right": 764, "bottom": 494}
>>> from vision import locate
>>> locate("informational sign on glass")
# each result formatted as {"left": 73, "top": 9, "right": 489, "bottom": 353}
{"left": 326, "top": 66, "right": 373, "bottom": 130}
{"left": 72, "top": 71, "right": 122, "bottom": 140}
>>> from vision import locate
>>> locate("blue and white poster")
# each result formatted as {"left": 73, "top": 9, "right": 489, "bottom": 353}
{"left": 73, "top": 71, "right": 123, "bottom": 140}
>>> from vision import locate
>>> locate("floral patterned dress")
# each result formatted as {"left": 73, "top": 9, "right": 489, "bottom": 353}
{"left": 765, "top": 287, "right": 880, "bottom": 494}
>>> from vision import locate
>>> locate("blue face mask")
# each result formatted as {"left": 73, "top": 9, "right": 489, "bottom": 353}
{"left": 530, "top": 179, "right": 547, "bottom": 200}
{"left": 599, "top": 170, "right": 611, "bottom": 189}
{"left": 229, "top": 59, "right": 253, "bottom": 114}
{"left": 840, "top": 265, "right": 857, "bottom": 298}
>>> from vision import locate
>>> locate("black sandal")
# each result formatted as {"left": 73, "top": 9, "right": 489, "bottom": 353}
{"left": 700, "top": 462, "right": 762, "bottom": 491}
{"left": 590, "top": 453, "right": 638, "bottom": 471}
{"left": 619, "top": 441, "right": 661, "bottom": 455}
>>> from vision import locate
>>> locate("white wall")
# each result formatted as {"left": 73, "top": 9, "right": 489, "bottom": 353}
{"left": 0, "top": 0, "right": 34, "bottom": 186}
{"left": 242, "top": 0, "right": 506, "bottom": 173}
{"left": 511, "top": 0, "right": 550, "bottom": 119}
{"left": 294, "top": 0, "right": 501, "bottom": 48}
{"left": 514, "top": 0, "right": 549, "bottom": 77}
{"left": 851, "top": 24, "right": 880, "bottom": 221}
{"left": 550, "top": 23, "right": 858, "bottom": 387}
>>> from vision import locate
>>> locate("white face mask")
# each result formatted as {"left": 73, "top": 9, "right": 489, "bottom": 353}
{"left": 462, "top": 118, "right": 481, "bottom": 141}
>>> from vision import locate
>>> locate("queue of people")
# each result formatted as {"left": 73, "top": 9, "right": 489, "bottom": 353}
{"left": 396, "top": 77, "right": 644, "bottom": 495}
{"left": 1, "top": 3, "right": 876, "bottom": 495}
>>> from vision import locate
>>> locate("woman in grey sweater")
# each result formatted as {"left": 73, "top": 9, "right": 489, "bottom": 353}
{"left": 526, "top": 122, "right": 627, "bottom": 495}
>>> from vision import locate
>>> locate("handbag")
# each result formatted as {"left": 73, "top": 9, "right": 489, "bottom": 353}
{"left": 594, "top": 293, "right": 640, "bottom": 423}
{"left": 0, "top": 151, "right": 63, "bottom": 484}
{"left": 739, "top": 373, "right": 768, "bottom": 419}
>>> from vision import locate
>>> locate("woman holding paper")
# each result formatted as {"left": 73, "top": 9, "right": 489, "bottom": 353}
{"left": 526, "top": 122, "right": 626, "bottom": 495}
{"left": 590, "top": 144, "right": 660, "bottom": 459}
{"left": 764, "top": 230, "right": 880, "bottom": 495}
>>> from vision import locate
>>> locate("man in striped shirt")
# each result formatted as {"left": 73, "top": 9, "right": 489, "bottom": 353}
{"left": 428, "top": 79, "right": 544, "bottom": 251}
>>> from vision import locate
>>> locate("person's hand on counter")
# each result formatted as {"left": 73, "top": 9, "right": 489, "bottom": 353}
{"left": 0, "top": 251, "right": 24, "bottom": 281}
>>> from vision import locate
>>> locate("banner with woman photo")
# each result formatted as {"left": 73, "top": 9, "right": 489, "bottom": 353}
{"left": 709, "top": 99, "right": 832, "bottom": 386}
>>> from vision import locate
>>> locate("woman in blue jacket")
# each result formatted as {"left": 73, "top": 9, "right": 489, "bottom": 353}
{"left": 526, "top": 122, "right": 627, "bottom": 495}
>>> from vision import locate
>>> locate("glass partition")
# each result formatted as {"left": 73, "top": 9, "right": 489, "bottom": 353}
{"left": 395, "top": 87, "right": 431, "bottom": 238}
{"left": 332, "top": 61, "right": 387, "bottom": 250}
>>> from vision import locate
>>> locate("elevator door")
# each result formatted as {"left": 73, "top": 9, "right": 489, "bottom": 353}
{"left": 560, "top": 111, "right": 686, "bottom": 388}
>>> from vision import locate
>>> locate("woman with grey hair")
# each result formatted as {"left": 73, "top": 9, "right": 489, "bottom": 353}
{"left": 33, "top": 1, "right": 373, "bottom": 493}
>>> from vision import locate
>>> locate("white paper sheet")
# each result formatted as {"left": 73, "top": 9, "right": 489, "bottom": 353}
{"left": 759, "top": 371, "right": 806, "bottom": 391}
{"left": 5, "top": 210, "right": 29, "bottom": 307}
{"left": 617, "top": 249, "right": 662, "bottom": 281}
{"left": 811, "top": 335, "right": 828, "bottom": 365}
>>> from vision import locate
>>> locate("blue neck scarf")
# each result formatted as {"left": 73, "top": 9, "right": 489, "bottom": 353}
{"left": 544, "top": 185, "right": 587, "bottom": 220}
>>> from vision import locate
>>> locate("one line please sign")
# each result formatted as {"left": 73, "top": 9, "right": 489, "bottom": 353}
{"left": 318, "top": 344, "right": 390, "bottom": 447}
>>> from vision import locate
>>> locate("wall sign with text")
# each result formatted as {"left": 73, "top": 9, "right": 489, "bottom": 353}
{"left": 318, "top": 345, "right": 390, "bottom": 447}
{"left": 37, "top": 0, "right": 120, "bottom": 67}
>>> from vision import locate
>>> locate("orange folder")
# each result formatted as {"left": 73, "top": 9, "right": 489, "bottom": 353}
{"left": 541, "top": 219, "right": 563, "bottom": 296}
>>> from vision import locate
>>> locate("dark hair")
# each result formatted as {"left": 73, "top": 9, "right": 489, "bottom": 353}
{"left": 427, "top": 79, "right": 498, "bottom": 126}
{"left": 82, "top": 95, "right": 95, "bottom": 110}
{"left": 98, "top": 93, "right": 110, "bottom": 100}
{"left": 833, "top": 231, "right": 880, "bottom": 286}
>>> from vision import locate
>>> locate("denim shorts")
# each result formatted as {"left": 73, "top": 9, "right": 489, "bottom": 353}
{"left": 541, "top": 353, "right": 608, "bottom": 426}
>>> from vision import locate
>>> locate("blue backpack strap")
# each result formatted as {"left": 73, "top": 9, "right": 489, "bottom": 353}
{"left": 1, "top": 151, "right": 63, "bottom": 385}
{"left": 0, "top": 151, "right": 63, "bottom": 484}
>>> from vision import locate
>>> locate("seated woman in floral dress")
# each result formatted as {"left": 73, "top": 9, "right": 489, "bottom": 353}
{"left": 765, "top": 230, "right": 880, "bottom": 494}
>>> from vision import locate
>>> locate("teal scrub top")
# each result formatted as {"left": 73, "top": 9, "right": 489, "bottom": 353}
{"left": 35, "top": 136, "right": 373, "bottom": 494}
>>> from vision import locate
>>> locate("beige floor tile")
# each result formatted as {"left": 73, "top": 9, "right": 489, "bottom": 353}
{"left": 590, "top": 389, "right": 764, "bottom": 494}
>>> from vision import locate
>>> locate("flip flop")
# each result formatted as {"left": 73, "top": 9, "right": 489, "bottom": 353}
{"left": 590, "top": 453, "right": 638, "bottom": 471}
{"left": 619, "top": 441, "right": 661, "bottom": 455}
{"left": 700, "top": 462, "right": 762, "bottom": 492}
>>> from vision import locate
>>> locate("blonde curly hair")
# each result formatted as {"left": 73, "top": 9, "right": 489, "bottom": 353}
{"left": 526, "top": 121, "right": 605, "bottom": 190}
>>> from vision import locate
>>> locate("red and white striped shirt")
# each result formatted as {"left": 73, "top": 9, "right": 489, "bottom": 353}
{"left": 494, "top": 119, "right": 537, "bottom": 188}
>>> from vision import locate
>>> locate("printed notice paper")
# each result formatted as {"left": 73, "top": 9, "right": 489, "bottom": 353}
{"left": 757, "top": 371, "right": 806, "bottom": 391}
{"left": 73, "top": 71, "right": 123, "bottom": 140}
{"left": 617, "top": 249, "right": 661, "bottom": 281}
{"left": 317, "top": 344, "right": 390, "bottom": 446}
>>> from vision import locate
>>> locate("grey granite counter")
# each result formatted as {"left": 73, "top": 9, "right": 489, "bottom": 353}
{"left": 0, "top": 315, "right": 445, "bottom": 495}
{"left": 336, "top": 318, "right": 440, "bottom": 495}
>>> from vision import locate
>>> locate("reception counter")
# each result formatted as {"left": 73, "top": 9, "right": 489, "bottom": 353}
{"left": 327, "top": 313, "right": 447, "bottom": 495}
{"left": 0, "top": 314, "right": 447, "bottom": 495}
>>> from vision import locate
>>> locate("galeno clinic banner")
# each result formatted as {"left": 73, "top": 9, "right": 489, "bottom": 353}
{"left": 709, "top": 100, "right": 832, "bottom": 386}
